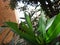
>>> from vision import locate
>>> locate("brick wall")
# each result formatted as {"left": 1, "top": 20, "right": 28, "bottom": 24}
{"left": 0, "top": 0, "right": 17, "bottom": 44}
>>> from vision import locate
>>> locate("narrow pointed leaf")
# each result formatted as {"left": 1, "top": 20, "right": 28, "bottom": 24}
{"left": 46, "top": 13, "right": 60, "bottom": 43}
{"left": 20, "top": 22, "right": 34, "bottom": 36}
{"left": 25, "top": 13, "right": 34, "bottom": 32}
{"left": 46, "top": 16, "right": 56, "bottom": 30}
{"left": 37, "top": 11, "right": 46, "bottom": 40}
{"left": 6, "top": 22, "right": 36, "bottom": 44}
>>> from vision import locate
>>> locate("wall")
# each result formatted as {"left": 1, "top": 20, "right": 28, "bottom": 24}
{"left": 0, "top": 0, "right": 17, "bottom": 44}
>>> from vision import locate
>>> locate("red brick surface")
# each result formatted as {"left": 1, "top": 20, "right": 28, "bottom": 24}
{"left": 0, "top": 0, "right": 17, "bottom": 44}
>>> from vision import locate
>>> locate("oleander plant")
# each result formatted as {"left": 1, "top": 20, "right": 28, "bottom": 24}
{"left": 6, "top": 11, "right": 60, "bottom": 45}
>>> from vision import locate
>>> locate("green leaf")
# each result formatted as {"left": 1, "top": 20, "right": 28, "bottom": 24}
{"left": 37, "top": 11, "right": 46, "bottom": 40}
{"left": 5, "top": 22, "right": 36, "bottom": 44}
{"left": 46, "top": 16, "right": 56, "bottom": 30}
{"left": 25, "top": 13, "right": 34, "bottom": 33}
{"left": 20, "top": 22, "right": 34, "bottom": 36}
{"left": 46, "top": 13, "right": 60, "bottom": 43}
{"left": 5, "top": 22, "right": 20, "bottom": 35}
{"left": 37, "top": 36, "right": 44, "bottom": 44}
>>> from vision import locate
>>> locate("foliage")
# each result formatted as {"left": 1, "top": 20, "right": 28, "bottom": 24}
{"left": 5, "top": 12, "right": 60, "bottom": 45}
{"left": 10, "top": 0, "right": 60, "bottom": 17}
